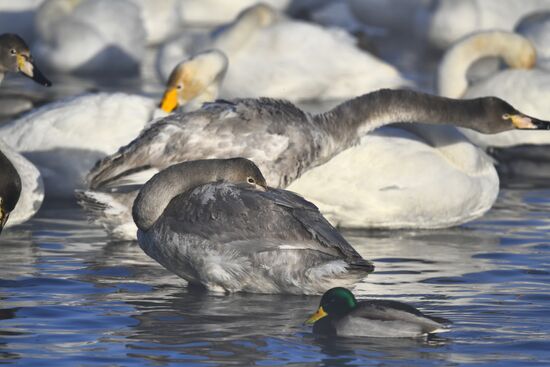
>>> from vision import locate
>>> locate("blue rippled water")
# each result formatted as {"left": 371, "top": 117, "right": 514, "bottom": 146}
{"left": 1, "top": 187, "right": 549, "bottom": 366}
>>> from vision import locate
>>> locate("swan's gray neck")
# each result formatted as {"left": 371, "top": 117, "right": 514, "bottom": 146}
{"left": 313, "top": 89, "right": 497, "bottom": 159}
{"left": 132, "top": 160, "right": 223, "bottom": 231}
{"left": 132, "top": 158, "right": 259, "bottom": 231}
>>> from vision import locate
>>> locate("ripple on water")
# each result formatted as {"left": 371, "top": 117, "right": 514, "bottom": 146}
{"left": 0, "top": 188, "right": 549, "bottom": 365}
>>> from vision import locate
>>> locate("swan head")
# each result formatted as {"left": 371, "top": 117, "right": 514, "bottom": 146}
{"left": 160, "top": 49, "right": 228, "bottom": 113}
{"left": 476, "top": 97, "right": 550, "bottom": 133}
{"left": 0, "top": 33, "right": 51, "bottom": 86}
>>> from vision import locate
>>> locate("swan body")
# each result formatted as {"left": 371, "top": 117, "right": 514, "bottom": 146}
{"left": 158, "top": 4, "right": 409, "bottom": 101}
{"left": 287, "top": 124, "right": 498, "bottom": 229}
{"left": 33, "top": 0, "right": 146, "bottom": 76}
{"left": 439, "top": 31, "right": 550, "bottom": 147}
{"left": 79, "top": 89, "right": 548, "bottom": 239}
{"left": 133, "top": 158, "right": 374, "bottom": 294}
{"left": 177, "top": 0, "right": 290, "bottom": 26}
{"left": 429, "top": 0, "right": 550, "bottom": 49}
{"left": 0, "top": 93, "right": 156, "bottom": 196}
{"left": 0, "top": 138, "right": 44, "bottom": 228}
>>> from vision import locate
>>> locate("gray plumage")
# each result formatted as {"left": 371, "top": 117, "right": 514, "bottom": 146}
{"left": 133, "top": 158, "right": 373, "bottom": 294}
{"left": 81, "top": 89, "right": 550, "bottom": 237}
{"left": 322, "top": 300, "right": 450, "bottom": 338}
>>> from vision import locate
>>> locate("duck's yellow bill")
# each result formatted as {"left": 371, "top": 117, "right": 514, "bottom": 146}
{"left": 304, "top": 306, "right": 327, "bottom": 325}
{"left": 160, "top": 87, "right": 179, "bottom": 113}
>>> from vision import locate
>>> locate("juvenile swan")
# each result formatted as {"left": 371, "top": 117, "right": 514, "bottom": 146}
{"left": 132, "top": 158, "right": 374, "bottom": 294}
{"left": 81, "top": 89, "right": 550, "bottom": 239}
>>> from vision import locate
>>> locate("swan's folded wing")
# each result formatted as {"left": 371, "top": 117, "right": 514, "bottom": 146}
{"left": 86, "top": 99, "right": 303, "bottom": 190}
{"left": 161, "top": 183, "right": 373, "bottom": 270}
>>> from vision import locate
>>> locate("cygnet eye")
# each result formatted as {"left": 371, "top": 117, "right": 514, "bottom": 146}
{"left": 247, "top": 177, "right": 255, "bottom": 184}
{"left": 10, "top": 49, "right": 16, "bottom": 55}
{"left": 502, "top": 113, "right": 511, "bottom": 120}
{"left": 176, "top": 84, "right": 183, "bottom": 90}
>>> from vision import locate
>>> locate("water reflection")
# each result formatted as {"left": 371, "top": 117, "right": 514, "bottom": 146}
{"left": 0, "top": 187, "right": 549, "bottom": 365}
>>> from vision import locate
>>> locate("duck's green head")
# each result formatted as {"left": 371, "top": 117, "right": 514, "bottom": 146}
{"left": 305, "top": 287, "right": 358, "bottom": 324}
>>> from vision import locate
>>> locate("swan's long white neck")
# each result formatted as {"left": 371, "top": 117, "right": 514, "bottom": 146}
{"left": 212, "top": 4, "right": 278, "bottom": 52}
{"left": 438, "top": 31, "right": 536, "bottom": 98}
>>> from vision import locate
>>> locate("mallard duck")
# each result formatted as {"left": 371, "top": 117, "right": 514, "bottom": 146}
{"left": 305, "top": 287, "right": 450, "bottom": 338}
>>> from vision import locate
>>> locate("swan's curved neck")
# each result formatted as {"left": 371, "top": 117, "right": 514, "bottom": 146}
{"left": 132, "top": 159, "right": 240, "bottom": 231}
{"left": 313, "top": 89, "right": 497, "bottom": 160}
{"left": 438, "top": 31, "right": 536, "bottom": 98}
{"left": 212, "top": 5, "right": 277, "bottom": 51}
{"left": 133, "top": 161, "right": 216, "bottom": 231}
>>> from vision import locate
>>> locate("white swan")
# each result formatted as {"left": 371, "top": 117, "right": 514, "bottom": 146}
{"left": 33, "top": 0, "right": 146, "bottom": 76}
{"left": 0, "top": 50, "right": 226, "bottom": 198}
{"left": 158, "top": 3, "right": 409, "bottom": 101}
{"left": 438, "top": 30, "right": 550, "bottom": 148}
{"left": 429, "top": 0, "right": 550, "bottom": 49}
{"left": 80, "top": 87, "right": 549, "bottom": 239}
{"left": 0, "top": 138, "right": 44, "bottom": 229}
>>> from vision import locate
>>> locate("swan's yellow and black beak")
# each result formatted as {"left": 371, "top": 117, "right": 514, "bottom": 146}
{"left": 17, "top": 53, "right": 52, "bottom": 87}
{"left": 160, "top": 87, "right": 179, "bottom": 113}
{"left": 506, "top": 113, "right": 550, "bottom": 130}
{"left": 304, "top": 306, "right": 328, "bottom": 325}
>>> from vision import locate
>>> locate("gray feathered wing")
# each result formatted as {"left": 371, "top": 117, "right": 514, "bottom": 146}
{"left": 87, "top": 98, "right": 317, "bottom": 190}
{"left": 160, "top": 183, "right": 374, "bottom": 271}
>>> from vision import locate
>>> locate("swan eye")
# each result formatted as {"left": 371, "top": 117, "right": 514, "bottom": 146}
{"left": 176, "top": 84, "right": 183, "bottom": 90}
{"left": 502, "top": 113, "right": 511, "bottom": 120}
{"left": 247, "top": 177, "right": 255, "bottom": 184}
{"left": 10, "top": 49, "right": 16, "bottom": 55}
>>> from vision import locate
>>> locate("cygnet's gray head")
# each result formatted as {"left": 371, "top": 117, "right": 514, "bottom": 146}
{"left": 475, "top": 96, "right": 550, "bottom": 133}
{"left": 0, "top": 33, "right": 52, "bottom": 86}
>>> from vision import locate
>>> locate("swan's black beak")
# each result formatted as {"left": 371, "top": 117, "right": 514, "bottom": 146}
{"left": 510, "top": 114, "right": 550, "bottom": 130}
{"left": 17, "top": 54, "right": 52, "bottom": 87}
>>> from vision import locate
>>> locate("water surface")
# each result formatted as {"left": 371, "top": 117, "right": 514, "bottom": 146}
{"left": 1, "top": 186, "right": 549, "bottom": 366}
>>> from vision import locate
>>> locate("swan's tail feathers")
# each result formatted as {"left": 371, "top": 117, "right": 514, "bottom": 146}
{"left": 347, "top": 258, "right": 375, "bottom": 273}
{"left": 75, "top": 189, "right": 138, "bottom": 240}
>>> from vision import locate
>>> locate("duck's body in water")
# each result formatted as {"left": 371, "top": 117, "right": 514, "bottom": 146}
{"left": 305, "top": 288, "right": 450, "bottom": 338}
